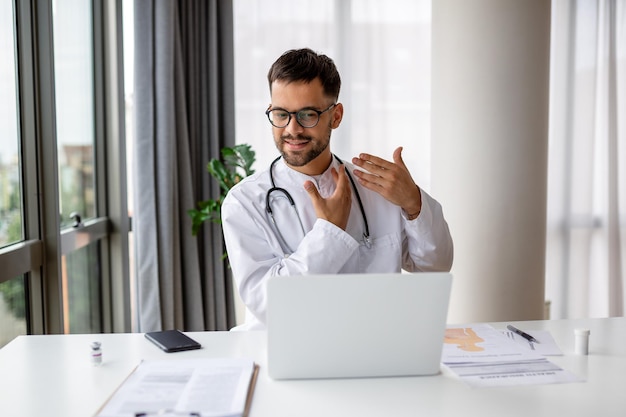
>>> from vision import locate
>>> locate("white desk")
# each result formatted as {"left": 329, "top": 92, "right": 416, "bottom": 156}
{"left": 0, "top": 318, "right": 625, "bottom": 417}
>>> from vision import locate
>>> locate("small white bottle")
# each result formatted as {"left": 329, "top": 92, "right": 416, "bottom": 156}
{"left": 91, "top": 341, "right": 103, "bottom": 366}
{"left": 574, "top": 329, "right": 590, "bottom": 355}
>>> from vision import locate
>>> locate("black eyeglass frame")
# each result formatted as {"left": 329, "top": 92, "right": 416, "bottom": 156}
{"left": 265, "top": 103, "right": 336, "bottom": 128}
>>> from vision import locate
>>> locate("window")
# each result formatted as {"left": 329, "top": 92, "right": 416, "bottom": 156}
{"left": 0, "top": 0, "right": 27, "bottom": 347}
{"left": 0, "top": 0, "right": 130, "bottom": 347}
{"left": 546, "top": 0, "right": 626, "bottom": 318}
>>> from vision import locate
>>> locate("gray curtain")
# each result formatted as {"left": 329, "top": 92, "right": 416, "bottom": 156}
{"left": 134, "top": 0, "right": 236, "bottom": 332}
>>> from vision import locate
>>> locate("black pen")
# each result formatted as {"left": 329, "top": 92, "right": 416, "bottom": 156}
{"left": 507, "top": 325, "right": 540, "bottom": 343}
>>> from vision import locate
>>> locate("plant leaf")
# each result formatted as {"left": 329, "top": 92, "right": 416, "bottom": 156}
{"left": 191, "top": 143, "right": 256, "bottom": 235}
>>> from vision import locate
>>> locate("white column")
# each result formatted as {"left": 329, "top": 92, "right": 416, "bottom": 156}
{"left": 431, "top": 0, "right": 551, "bottom": 323}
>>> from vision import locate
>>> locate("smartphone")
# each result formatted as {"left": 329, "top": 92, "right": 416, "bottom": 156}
{"left": 145, "top": 329, "right": 202, "bottom": 353}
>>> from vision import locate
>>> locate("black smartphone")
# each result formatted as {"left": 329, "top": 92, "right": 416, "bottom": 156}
{"left": 144, "top": 329, "right": 202, "bottom": 353}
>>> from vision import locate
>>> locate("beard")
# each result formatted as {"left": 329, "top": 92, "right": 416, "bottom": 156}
{"left": 275, "top": 123, "right": 332, "bottom": 167}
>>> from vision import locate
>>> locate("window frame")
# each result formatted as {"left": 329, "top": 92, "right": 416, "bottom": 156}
{"left": 0, "top": 0, "right": 130, "bottom": 338}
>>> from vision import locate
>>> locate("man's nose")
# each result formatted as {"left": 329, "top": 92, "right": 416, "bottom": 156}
{"left": 284, "top": 114, "right": 305, "bottom": 135}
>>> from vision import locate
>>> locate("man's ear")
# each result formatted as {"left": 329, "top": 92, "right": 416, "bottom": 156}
{"left": 331, "top": 103, "right": 344, "bottom": 129}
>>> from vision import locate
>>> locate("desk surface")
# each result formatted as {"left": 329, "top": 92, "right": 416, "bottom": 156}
{"left": 1, "top": 318, "right": 625, "bottom": 417}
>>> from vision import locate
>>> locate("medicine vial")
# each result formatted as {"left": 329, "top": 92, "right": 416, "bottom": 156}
{"left": 91, "top": 341, "right": 103, "bottom": 366}
{"left": 574, "top": 329, "right": 590, "bottom": 355}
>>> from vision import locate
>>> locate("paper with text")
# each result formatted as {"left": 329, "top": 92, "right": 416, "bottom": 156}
{"left": 96, "top": 357, "right": 256, "bottom": 417}
{"left": 442, "top": 324, "right": 582, "bottom": 388}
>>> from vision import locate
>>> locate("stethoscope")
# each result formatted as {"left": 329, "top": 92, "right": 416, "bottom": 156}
{"left": 266, "top": 154, "right": 371, "bottom": 254}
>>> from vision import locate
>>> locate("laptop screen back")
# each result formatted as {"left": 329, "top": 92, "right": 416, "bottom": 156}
{"left": 267, "top": 272, "right": 453, "bottom": 380}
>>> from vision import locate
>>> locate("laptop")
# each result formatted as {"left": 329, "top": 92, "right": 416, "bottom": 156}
{"left": 266, "top": 272, "right": 453, "bottom": 380}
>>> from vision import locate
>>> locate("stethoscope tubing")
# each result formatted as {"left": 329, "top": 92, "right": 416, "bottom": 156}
{"left": 265, "top": 155, "right": 371, "bottom": 254}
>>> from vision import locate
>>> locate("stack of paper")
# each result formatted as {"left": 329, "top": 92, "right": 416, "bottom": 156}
{"left": 441, "top": 324, "right": 582, "bottom": 388}
{"left": 96, "top": 357, "right": 258, "bottom": 417}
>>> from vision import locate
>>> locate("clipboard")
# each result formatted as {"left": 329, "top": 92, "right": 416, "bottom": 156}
{"left": 94, "top": 358, "right": 259, "bottom": 417}
{"left": 243, "top": 364, "right": 260, "bottom": 417}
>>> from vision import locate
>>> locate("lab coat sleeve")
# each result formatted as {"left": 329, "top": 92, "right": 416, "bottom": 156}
{"left": 221, "top": 194, "right": 360, "bottom": 327}
{"left": 401, "top": 188, "right": 454, "bottom": 272}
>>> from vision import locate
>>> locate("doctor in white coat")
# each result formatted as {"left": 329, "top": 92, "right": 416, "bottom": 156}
{"left": 222, "top": 48, "right": 453, "bottom": 330}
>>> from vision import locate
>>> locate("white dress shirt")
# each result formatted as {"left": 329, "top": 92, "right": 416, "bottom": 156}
{"left": 221, "top": 156, "right": 453, "bottom": 330}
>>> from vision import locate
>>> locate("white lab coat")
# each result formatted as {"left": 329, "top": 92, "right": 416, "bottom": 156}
{"left": 221, "top": 157, "right": 453, "bottom": 330}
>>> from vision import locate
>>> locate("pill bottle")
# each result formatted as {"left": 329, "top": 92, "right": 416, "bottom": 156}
{"left": 574, "top": 329, "right": 590, "bottom": 355}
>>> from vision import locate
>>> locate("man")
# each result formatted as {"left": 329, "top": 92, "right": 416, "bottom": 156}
{"left": 222, "top": 48, "right": 453, "bottom": 330}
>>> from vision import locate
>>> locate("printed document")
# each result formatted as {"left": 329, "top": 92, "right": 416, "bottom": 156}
{"left": 442, "top": 324, "right": 582, "bottom": 388}
{"left": 96, "top": 357, "right": 257, "bottom": 417}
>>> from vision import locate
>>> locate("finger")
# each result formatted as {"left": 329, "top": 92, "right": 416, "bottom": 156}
{"left": 353, "top": 152, "right": 394, "bottom": 172}
{"left": 334, "top": 164, "right": 349, "bottom": 188}
{"left": 303, "top": 180, "right": 321, "bottom": 202}
{"left": 352, "top": 157, "right": 393, "bottom": 186}
{"left": 352, "top": 166, "right": 387, "bottom": 193}
{"left": 393, "top": 146, "right": 409, "bottom": 171}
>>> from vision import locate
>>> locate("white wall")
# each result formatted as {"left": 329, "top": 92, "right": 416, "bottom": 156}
{"left": 432, "top": 0, "right": 552, "bottom": 323}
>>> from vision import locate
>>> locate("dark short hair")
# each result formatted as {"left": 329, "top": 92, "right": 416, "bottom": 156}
{"left": 267, "top": 48, "right": 341, "bottom": 101}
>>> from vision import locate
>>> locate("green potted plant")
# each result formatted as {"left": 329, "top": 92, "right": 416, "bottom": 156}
{"left": 188, "top": 144, "right": 256, "bottom": 236}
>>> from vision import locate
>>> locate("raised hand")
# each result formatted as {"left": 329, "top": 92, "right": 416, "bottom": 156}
{"left": 351, "top": 147, "right": 422, "bottom": 219}
{"left": 303, "top": 165, "right": 352, "bottom": 230}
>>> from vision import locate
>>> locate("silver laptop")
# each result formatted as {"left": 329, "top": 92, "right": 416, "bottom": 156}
{"left": 266, "top": 272, "right": 453, "bottom": 380}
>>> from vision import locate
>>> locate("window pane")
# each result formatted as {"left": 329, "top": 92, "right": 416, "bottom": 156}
{"left": 0, "top": 275, "right": 27, "bottom": 348}
{"left": 0, "top": 0, "right": 22, "bottom": 248}
{"left": 53, "top": 0, "right": 102, "bottom": 334}
{"left": 52, "top": 0, "right": 96, "bottom": 228}
{"left": 62, "top": 242, "right": 102, "bottom": 333}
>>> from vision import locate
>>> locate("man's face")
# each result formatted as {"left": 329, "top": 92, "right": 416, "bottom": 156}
{"left": 269, "top": 78, "right": 342, "bottom": 175}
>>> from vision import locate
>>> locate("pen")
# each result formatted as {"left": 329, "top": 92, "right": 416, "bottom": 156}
{"left": 507, "top": 325, "right": 540, "bottom": 343}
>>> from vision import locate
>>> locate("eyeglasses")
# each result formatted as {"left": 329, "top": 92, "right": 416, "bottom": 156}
{"left": 265, "top": 103, "right": 336, "bottom": 128}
